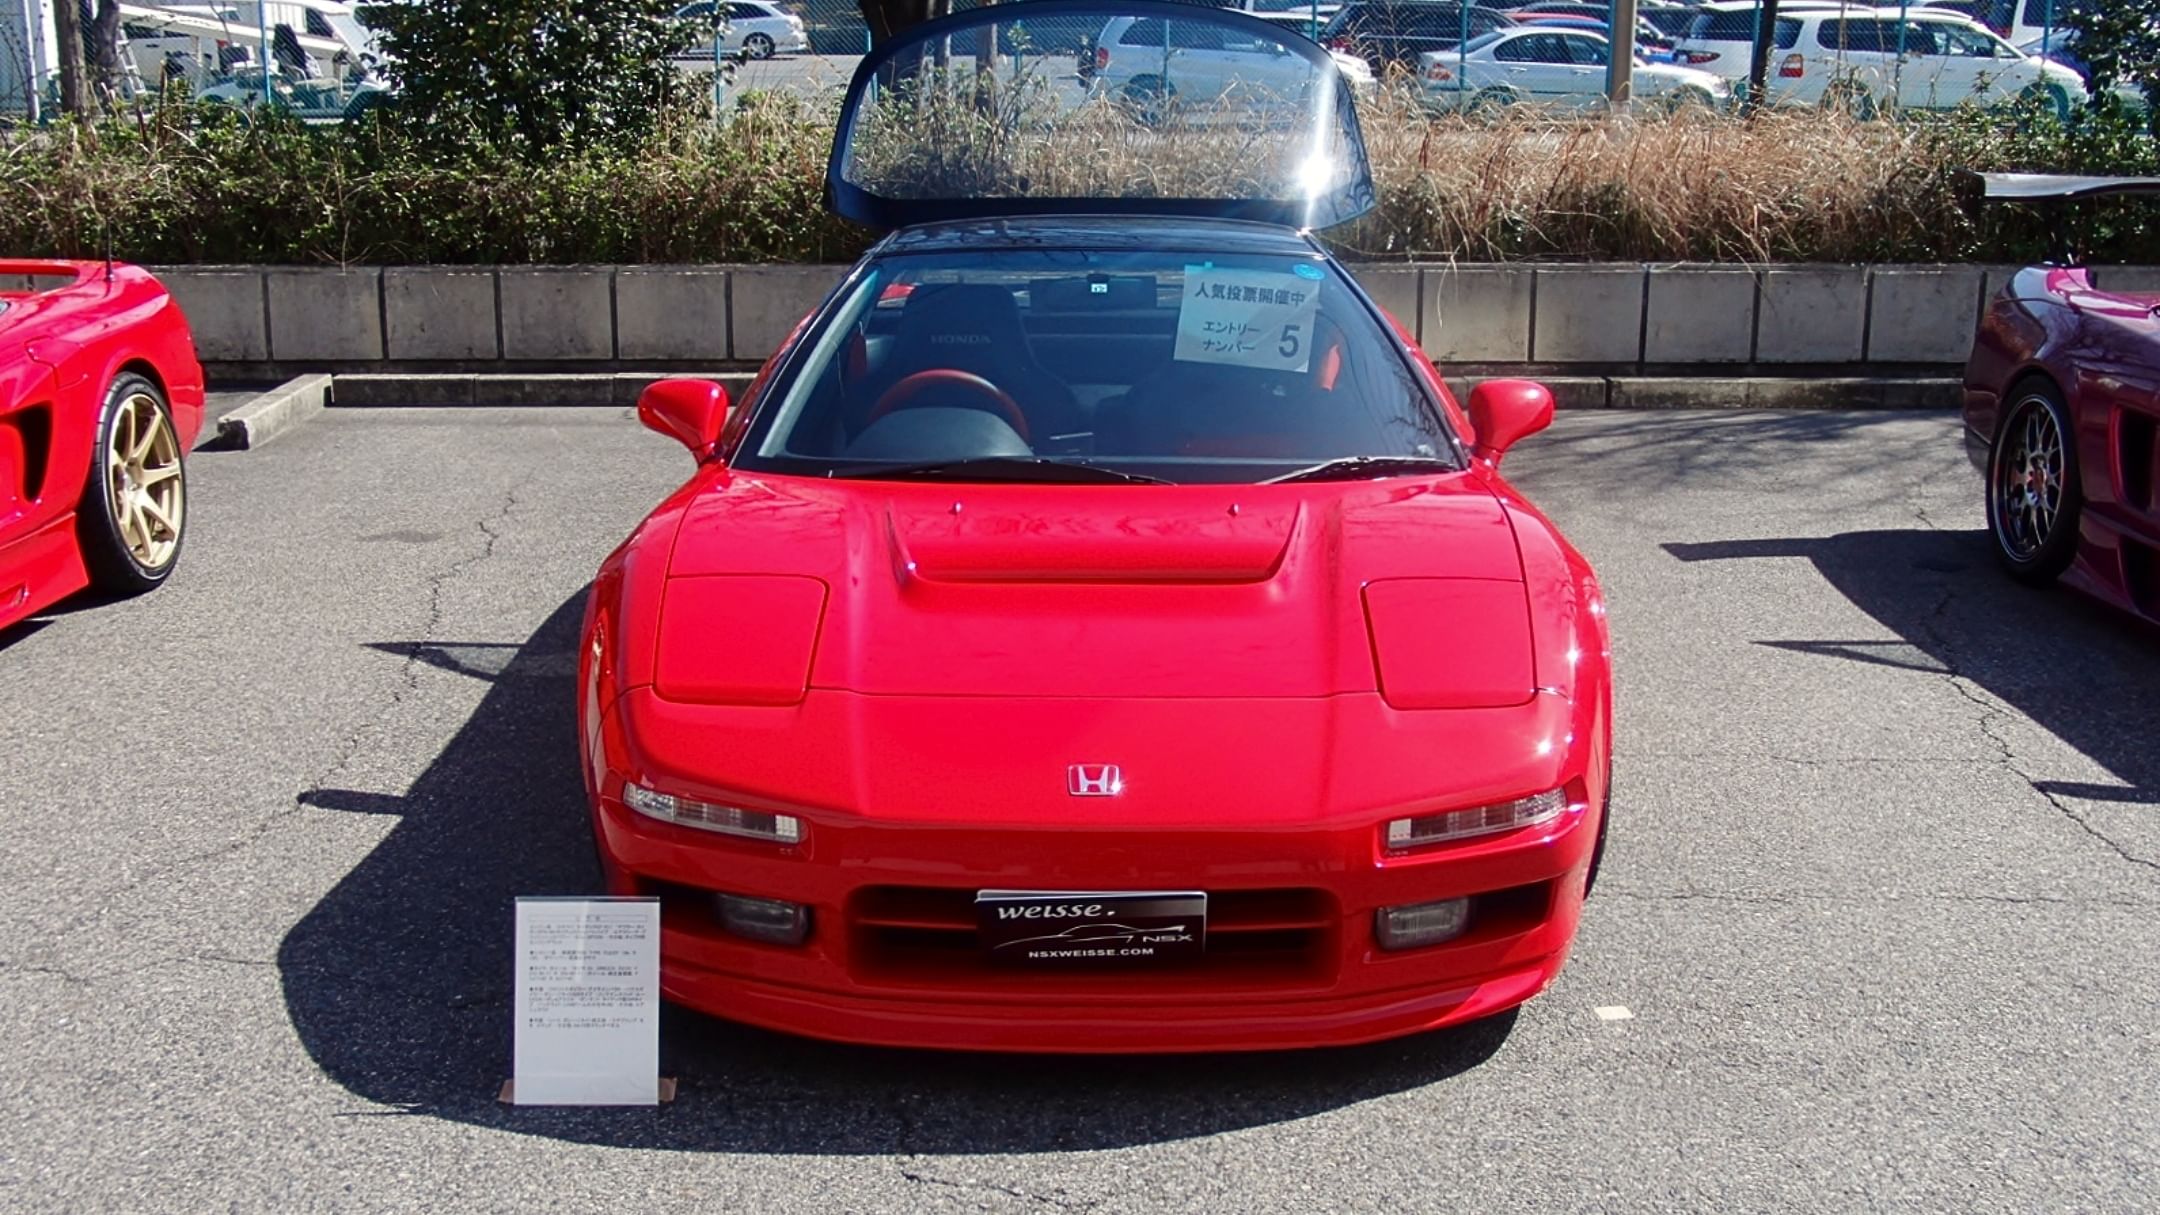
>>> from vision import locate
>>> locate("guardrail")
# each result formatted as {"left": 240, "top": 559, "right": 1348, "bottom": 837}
{"left": 149, "top": 262, "right": 2160, "bottom": 376}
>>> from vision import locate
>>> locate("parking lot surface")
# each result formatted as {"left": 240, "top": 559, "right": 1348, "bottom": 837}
{"left": 2, "top": 406, "right": 2156, "bottom": 1211}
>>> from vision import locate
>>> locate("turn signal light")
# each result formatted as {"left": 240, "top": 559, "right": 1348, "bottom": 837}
{"left": 1384, "top": 789, "right": 1567, "bottom": 852}
{"left": 1778, "top": 53, "right": 1805, "bottom": 78}
{"left": 717, "top": 893, "right": 812, "bottom": 945}
{"left": 623, "top": 783, "right": 804, "bottom": 844}
{"left": 1425, "top": 64, "right": 1452, "bottom": 81}
{"left": 1375, "top": 898, "right": 1470, "bottom": 950}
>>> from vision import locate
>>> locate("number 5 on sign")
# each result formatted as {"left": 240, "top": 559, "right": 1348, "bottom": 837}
{"left": 1174, "top": 265, "right": 1321, "bottom": 374}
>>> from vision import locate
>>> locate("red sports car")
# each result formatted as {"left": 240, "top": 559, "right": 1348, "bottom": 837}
{"left": 1, "top": 261, "right": 204, "bottom": 635}
{"left": 579, "top": 0, "right": 1613, "bottom": 1052}
{"left": 1963, "top": 175, "right": 2160, "bottom": 620}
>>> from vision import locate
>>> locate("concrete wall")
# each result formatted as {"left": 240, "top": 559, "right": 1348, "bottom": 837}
{"left": 148, "top": 262, "right": 2160, "bottom": 375}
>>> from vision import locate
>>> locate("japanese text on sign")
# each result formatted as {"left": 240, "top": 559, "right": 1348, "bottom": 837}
{"left": 512, "top": 898, "right": 660, "bottom": 1105}
{"left": 1173, "top": 265, "right": 1321, "bottom": 374}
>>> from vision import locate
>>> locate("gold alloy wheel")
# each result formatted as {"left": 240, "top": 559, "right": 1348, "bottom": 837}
{"left": 106, "top": 391, "right": 184, "bottom": 571}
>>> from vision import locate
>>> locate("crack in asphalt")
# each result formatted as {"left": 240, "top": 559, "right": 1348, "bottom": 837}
{"left": 1904, "top": 528, "right": 2160, "bottom": 878}
{"left": 897, "top": 1167, "right": 1100, "bottom": 1212}
{"left": 26, "top": 476, "right": 538, "bottom": 969}
{"left": 301, "top": 473, "right": 534, "bottom": 804}
{"left": 1, "top": 950, "right": 279, "bottom": 987}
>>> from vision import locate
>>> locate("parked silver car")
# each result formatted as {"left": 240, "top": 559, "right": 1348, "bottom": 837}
{"left": 1418, "top": 27, "right": 1731, "bottom": 112}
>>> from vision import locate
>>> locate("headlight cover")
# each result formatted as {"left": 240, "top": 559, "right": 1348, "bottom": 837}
{"left": 623, "top": 782, "right": 804, "bottom": 844}
{"left": 1384, "top": 789, "right": 1567, "bottom": 852}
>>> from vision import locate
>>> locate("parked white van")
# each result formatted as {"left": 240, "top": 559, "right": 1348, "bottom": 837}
{"left": 1757, "top": 7, "right": 2086, "bottom": 116}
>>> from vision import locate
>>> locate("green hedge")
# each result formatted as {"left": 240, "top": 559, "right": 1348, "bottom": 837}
{"left": 2, "top": 94, "right": 2155, "bottom": 266}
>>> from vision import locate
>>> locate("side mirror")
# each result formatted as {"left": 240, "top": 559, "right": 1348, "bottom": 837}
{"left": 637, "top": 378, "right": 731, "bottom": 459}
{"left": 1466, "top": 379, "right": 1554, "bottom": 468}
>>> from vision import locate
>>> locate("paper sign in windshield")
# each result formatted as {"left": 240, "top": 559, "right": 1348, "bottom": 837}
{"left": 1174, "top": 266, "right": 1320, "bottom": 374}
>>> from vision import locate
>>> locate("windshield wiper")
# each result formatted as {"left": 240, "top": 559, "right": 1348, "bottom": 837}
{"left": 1264, "top": 455, "right": 1456, "bottom": 485}
{"left": 839, "top": 457, "right": 1172, "bottom": 485}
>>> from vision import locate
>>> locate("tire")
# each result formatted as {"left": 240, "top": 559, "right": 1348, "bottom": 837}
{"left": 78, "top": 373, "right": 187, "bottom": 595}
{"left": 744, "top": 32, "right": 775, "bottom": 59}
{"left": 1666, "top": 85, "right": 1714, "bottom": 113}
{"left": 2019, "top": 82, "right": 2071, "bottom": 124}
{"left": 1821, "top": 81, "right": 1876, "bottom": 120}
{"left": 1118, "top": 76, "right": 1176, "bottom": 126}
{"left": 1466, "top": 88, "right": 1516, "bottom": 116}
{"left": 1985, "top": 379, "right": 2081, "bottom": 586}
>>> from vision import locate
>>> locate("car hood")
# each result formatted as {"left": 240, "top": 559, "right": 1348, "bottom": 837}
{"left": 654, "top": 470, "right": 1533, "bottom": 702}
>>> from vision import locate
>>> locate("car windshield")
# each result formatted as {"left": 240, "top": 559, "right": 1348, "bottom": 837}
{"left": 735, "top": 247, "right": 1458, "bottom": 485}
{"left": 828, "top": 0, "right": 1373, "bottom": 231}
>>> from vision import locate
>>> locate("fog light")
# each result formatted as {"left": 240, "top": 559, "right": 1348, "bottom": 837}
{"left": 1384, "top": 789, "right": 1567, "bottom": 852}
{"left": 717, "top": 893, "right": 811, "bottom": 945}
{"left": 1376, "top": 898, "right": 1470, "bottom": 951}
{"left": 623, "top": 783, "right": 803, "bottom": 844}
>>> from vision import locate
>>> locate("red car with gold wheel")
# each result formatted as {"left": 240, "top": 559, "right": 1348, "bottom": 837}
{"left": 1, "top": 260, "right": 205, "bottom": 635}
{"left": 579, "top": 0, "right": 1613, "bottom": 1053}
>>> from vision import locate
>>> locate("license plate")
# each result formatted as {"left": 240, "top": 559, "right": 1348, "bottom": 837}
{"left": 976, "top": 890, "right": 1206, "bottom": 967}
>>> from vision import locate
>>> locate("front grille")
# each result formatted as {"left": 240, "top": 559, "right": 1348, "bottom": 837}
{"left": 848, "top": 886, "right": 1339, "bottom": 991}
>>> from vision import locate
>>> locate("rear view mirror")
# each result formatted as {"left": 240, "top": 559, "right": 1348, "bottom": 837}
{"left": 1466, "top": 379, "right": 1554, "bottom": 468}
{"left": 637, "top": 378, "right": 731, "bottom": 459}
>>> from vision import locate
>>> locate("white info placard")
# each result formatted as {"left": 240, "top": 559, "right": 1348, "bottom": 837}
{"left": 1173, "top": 264, "right": 1321, "bottom": 374}
{"left": 512, "top": 897, "right": 660, "bottom": 1105}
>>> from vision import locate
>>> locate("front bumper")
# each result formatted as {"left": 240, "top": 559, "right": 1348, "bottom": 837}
{"left": 590, "top": 704, "right": 1598, "bottom": 1053}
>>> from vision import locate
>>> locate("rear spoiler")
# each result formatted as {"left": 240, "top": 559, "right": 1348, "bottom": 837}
{"left": 1963, "top": 173, "right": 2160, "bottom": 265}
{"left": 1973, "top": 173, "right": 2160, "bottom": 202}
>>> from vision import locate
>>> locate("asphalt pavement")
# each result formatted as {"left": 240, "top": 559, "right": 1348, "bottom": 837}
{"left": 2, "top": 406, "right": 2156, "bottom": 1211}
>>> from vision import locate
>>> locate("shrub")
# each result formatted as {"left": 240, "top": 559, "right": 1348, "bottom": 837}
{"left": 0, "top": 93, "right": 2154, "bottom": 266}
{"left": 357, "top": 0, "right": 703, "bottom": 157}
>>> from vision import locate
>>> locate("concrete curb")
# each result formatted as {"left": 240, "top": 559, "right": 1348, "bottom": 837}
{"left": 215, "top": 374, "right": 332, "bottom": 449}
{"left": 328, "top": 372, "right": 759, "bottom": 408}
{"left": 285, "top": 372, "right": 1961, "bottom": 412}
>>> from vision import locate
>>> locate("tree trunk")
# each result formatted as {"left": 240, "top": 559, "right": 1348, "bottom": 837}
{"left": 54, "top": 0, "right": 86, "bottom": 115}
{"left": 86, "top": 0, "right": 123, "bottom": 108}
{"left": 856, "top": 0, "right": 953, "bottom": 48}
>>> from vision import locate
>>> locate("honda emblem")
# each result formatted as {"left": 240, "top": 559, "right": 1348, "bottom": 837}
{"left": 1068, "top": 764, "right": 1123, "bottom": 797}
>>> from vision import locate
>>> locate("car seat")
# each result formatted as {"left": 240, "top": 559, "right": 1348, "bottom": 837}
{"left": 847, "top": 283, "right": 1082, "bottom": 443}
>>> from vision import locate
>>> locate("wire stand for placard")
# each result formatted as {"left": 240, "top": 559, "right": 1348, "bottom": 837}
{"left": 498, "top": 1078, "right": 679, "bottom": 1104}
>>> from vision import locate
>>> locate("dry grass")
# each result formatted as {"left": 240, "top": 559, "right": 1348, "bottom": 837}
{"left": 1, "top": 87, "right": 2150, "bottom": 265}
{"left": 1341, "top": 83, "right": 1988, "bottom": 263}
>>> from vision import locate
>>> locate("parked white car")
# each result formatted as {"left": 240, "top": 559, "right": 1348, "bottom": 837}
{"left": 1417, "top": 27, "right": 1732, "bottom": 112}
{"left": 1755, "top": 8, "right": 2087, "bottom": 117}
{"left": 1670, "top": 0, "right": 1854, "bottom": 81}
{"left": 676, "top": 0, "right": 806, "bottom": 59}
{"left": 2016, "top": 28, "right": 2150, "bottom": 115}
{"left": 1090, "top": 13, "right": 1347, "bottom": 110}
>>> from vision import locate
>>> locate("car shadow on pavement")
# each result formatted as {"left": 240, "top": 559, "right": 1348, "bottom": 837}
{"left": 1665, "top": 527, "right": 2160, "bottom": 809}
{"left": 279, "top": 591, "right": 1517, "bottom": 1153}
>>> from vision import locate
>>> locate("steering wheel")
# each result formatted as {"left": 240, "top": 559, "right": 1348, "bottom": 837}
{"left": 866, "top": 369, "right": 1031, "bottom": 443}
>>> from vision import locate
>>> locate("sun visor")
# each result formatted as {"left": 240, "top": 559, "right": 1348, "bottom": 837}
{"left": 827, "top": 0, "right": 1375, "bottom": 231}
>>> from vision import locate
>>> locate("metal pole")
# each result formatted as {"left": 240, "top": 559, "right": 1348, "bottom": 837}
{"left": 713, "top": 6, "right": 725, "bottom": 118}
{"left": 1308, "top": 0, "right": 1317, "bottom": 43}
{"left": 1891, "top": 0, "right": 1908, "bottom": 113}
{"left": 1458, "top": 0, "right": 1468, "bottom": 106}
{"left": 1605, "top": 0, "right": 1636, "bottom": 107}
{"left": 1745, "top": 0, "right": 1781, "bottom": 114}
{"left": 2040, "top": 0, "right": 2053, "bottom": 59}
{"left": 256, "top": 0, "right": 270, "bottom": 107}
